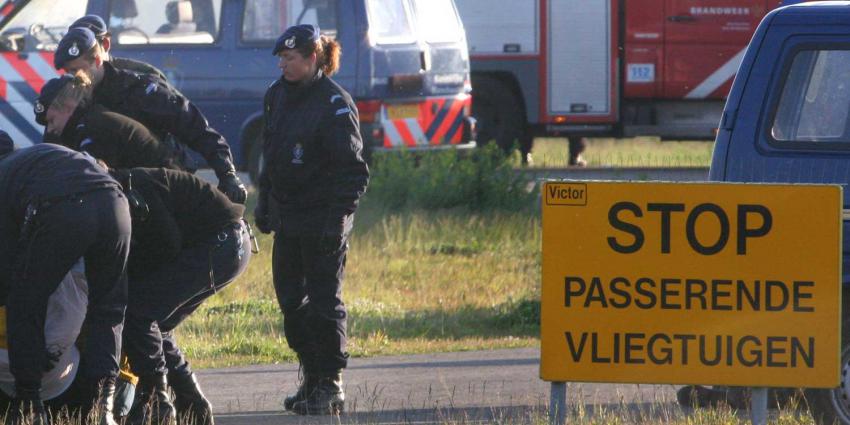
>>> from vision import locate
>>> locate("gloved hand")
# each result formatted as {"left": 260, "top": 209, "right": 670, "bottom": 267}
{"left": 218, "top": 172, "right": 248, "bottom": 205}
{"left": 254, "top": 193, "right": 273, "bottom": 234}
{"left": 6, "top": 385, "right": 48, "bottom": 425}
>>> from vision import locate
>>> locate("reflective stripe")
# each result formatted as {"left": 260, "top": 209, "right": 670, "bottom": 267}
{"left": 27, "top": 54, "right": 60, "bottom": 89}
{"left": 405, "top": 118, "right": 427, "bottom": 145}
{"left": 685, "top": 47, "right": 747, "bottom": 99}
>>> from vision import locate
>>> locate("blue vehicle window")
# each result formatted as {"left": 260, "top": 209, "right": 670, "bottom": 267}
{"left": 366, "top": 0, "right": 416, "bottom": 45}
{"left": 2, "top": 0, "right": 86, "bottom": 51}
{"left": 108, "top": 0, "right": 222, "bottom": 45}
{"left": 242, "top": 0, "right": 338, "bottom": 43}
{"left": 772, "top": 50, "right": 850, "bottom": 143}
{"left": 411, "top": 0, "right": 462, "bottom": 44}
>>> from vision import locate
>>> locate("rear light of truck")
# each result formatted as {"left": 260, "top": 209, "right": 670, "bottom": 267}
{"left": 356, "top": 100, "right": 382, "bottom": 123}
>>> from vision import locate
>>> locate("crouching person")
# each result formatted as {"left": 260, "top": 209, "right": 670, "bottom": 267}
{"left": 0, "top": 135, "right": 131, "bottom": 425}
{"left": 109, "top": 167, "right": 251, "bottom": 425}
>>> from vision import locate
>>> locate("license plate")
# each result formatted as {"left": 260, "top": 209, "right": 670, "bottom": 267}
{"left": 387, "top": 103, "right": 420, "bottom": 120}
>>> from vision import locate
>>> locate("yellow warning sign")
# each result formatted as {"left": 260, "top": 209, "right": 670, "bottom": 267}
{"left": 540, "top": 181, "right": 842, "bottom": 387}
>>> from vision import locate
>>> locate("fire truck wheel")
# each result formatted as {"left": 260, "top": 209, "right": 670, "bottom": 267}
{"left": 471, "top": 75, "right": 525, "bottom": 154}
{"left": 806, "top": 312, "right": 850, "bottom": 424}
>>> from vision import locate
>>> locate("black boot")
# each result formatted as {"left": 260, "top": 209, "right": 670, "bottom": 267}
{"left": 168, "top": 371, "right": 213, "bottom": 425}
{"left": 283, "top": 368, "right": 317, "bottom": 411}
{"left": 292, "top": 372, "right": 344, "bottom": 416}
{"left": 127, "top": 374, "right": 176, "bottom": 425}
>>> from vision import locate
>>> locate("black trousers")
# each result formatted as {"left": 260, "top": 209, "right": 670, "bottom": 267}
{"left": 123, "top": 222, "right": 252, "bottom": 378}
{"left": 8, "top": 188, "right": 130, "bottom": 391}
{"left": 273, "top": 209, "right": 352, "bottom": 375}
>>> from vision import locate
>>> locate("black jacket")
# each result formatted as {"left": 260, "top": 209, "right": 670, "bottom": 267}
{"left": 60, "top": 104, "right": 181, "bottom": 170}
{"left": 92, "top": 61, "right": 235, "bottom": 177}
{"left": 111, "top": 56, "right": 168, "bottom": 82}
{"left": 258, "top": 72, "right": 369, "bottom": 215}
{"left": 112, "top": 168, "right": 245, "bottom": 277}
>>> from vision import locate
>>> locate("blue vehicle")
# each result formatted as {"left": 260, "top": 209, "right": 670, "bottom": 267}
{"left": 0, "top": 0, "right": 476, "bottom": 178}
{"left": 710, "top": 2, "right": 850, "bottom": 422}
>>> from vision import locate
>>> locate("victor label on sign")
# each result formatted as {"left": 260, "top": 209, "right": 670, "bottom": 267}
{"left": 540, "top": 181, "right": 842, "bottom": 388}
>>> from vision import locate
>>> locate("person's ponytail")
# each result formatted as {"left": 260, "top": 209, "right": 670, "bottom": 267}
{"left": 319, "top": 36, "right": 341, "bottom": 76}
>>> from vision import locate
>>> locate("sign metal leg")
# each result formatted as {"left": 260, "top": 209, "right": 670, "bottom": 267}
{"left": 549, "top": 382, "right": 567, "bottom": 425}
{"left": 750, "top": 387, "right": 768, "bottom": 425}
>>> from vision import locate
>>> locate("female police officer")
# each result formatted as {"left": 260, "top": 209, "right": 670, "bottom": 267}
{"left": 254, "top": 24, "right": 369, "bottom": 416}
{"left": 38, "top": 72, "right": 181, "bottom": 170}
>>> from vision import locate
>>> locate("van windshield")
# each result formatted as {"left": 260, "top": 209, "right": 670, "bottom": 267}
{"left": 411, "top": 0, "right": 463, "bottom": 44}
{"left": 242, "top": 0, "right": 338, "bottom": 43}
{"left": 0, "top": 0, "right": 87, "bottom": 51}
{"left": 365, "top": 0, "right": 415, "bottom": 45}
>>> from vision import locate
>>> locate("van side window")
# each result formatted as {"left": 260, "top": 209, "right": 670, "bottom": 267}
{"left": 0, "top": 0, "right": 87, "bottom": 52}
{"left": 772, "top": 50, "right": 850, "bottom": 143}
{"left": 108, "top": 0, "right": 222, "bottom": 45}
{"left": 242, "top": 0, "right": 338, "bottom": 43}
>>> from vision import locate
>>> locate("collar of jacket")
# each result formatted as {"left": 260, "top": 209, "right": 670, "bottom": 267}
{"left": 61, "top": 105, "right": 91, "bottom": 148}
{"left": 94, "top": 61, "right": 121, "bottom": 103}
{"left": 282, "top": 69, "right": 324, "bottom": 102}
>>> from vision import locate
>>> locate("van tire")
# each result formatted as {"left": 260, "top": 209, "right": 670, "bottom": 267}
{"left": 471, "top": 75, "right": 527, "bottom": 154}
{"left": 806, "top": 300, "right": 850, "bottom": 424}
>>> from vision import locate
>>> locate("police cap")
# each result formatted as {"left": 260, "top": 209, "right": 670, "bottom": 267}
{"left": 70, "top": 15, "right": 108, "bottom": 38}
{"left": 0, "top": 130, "right": 13, "bottom": 156}
{"left": 34, "top": 75, "right": 74, "bottom": 126}
{"left": 272, "top": 24, "right": 320, "bottom": 56}
{"left": 54, "top": 28, "right": 97, "bottom": 70}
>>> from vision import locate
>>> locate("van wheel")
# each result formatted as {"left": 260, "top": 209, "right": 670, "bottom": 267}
{"left": 471, "top": 75, "right": 527, "bottom": 154}
{"left": 806, "top": 313, "right": 850, "bottom": 424}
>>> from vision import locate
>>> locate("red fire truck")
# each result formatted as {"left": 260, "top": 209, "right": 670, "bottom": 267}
{"left": 454, "top": 0, "right": 785, "bottom": 160}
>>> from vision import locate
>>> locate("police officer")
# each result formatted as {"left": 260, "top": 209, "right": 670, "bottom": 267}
{"left": 254, "top": 24, "right": 369, "bottom": 416}
{"left": 33, "top": 15, "right": 168, "bottom": 130}
{"left": 38, "top": 72, "right": 180, "bottom": 169}
{"left": 0, "top": 134, "right": 130, "bottom": 425}
{"left": 108, "top": 166, "right": 251, "bottom": 425}
{"left": 53, "top": 27, "right": 248, "bottom": 205}
{"left": 69, "top": 15, "right": 168, "bottom": 81}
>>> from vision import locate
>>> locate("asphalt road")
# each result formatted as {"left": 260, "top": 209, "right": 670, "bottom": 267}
{"left": 198, "top": 348, "right": 680, "bottom": 424}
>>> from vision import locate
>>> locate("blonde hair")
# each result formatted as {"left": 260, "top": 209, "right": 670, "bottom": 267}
{"left": 51, "top": 70, "right": 93, "bottom": 111}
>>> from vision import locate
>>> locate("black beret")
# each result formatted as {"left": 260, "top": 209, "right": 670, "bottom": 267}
{"left": 273, "top": 24, "right": 320, "bottom": 56}
{"left": 0, "top": 129, "right": 13, "bottom": 156}
{"left": 70, "top": 15, "right": 108, "bottom": 37}
{"left": 54, "top": 27, "right": 97, "bottom": 70}
{"left": 34, "top": 75, "right": 74, "bottom": 126}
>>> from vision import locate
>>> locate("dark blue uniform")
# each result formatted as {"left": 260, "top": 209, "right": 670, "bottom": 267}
{"left": 91, "top": 62, "right": 233, "bottom": 175}
{"left": 257, "top": 70, "right": 369, "bottom": 376}
{"left": 112, "top": 168, "right": 249, "bottom": 425}
{"left": 0, "top": 144, "right": 130, "bottom": 406}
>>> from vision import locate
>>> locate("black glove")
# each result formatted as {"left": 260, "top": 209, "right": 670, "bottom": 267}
{"left": 254, "top": 193, "right": 273, "bottom": 234}
{"left": 6, "top": 385, "right": 48, "bottom": 425}
{"left": 218, "top": 172, "right": 248, "bottom": 205}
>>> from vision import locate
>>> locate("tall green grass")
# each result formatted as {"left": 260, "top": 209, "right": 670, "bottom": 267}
{"left": 178, "top": 145, "right": 541, "bottom": 368}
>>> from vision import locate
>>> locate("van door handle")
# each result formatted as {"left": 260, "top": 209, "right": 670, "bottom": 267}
{"left": 667, "top": 15, "right": 697, "bottom": 23}
{"left": 843, "top": 209, "right": 850, "bottom": 221}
